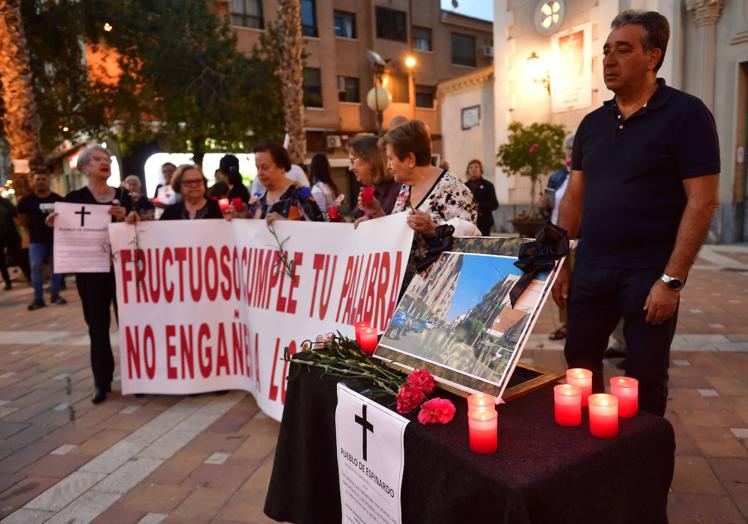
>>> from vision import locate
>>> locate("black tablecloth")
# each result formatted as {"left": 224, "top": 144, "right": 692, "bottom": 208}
{"left": 264, "top": 358, "right": 675, "bottom": 524}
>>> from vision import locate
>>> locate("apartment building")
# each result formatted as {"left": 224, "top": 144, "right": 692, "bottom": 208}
{"left": 217, "top": 0, "right": 493, "bottom": 169}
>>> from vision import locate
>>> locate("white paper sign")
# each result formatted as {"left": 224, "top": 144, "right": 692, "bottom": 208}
{"left": 335, "top": 383, "right": 409, "bottom": 524}
{"left": 551, "top": 23, "right": 592, "bottom": 113}
{"left": 53, "top": 202, "right": 113, "bottom": 273}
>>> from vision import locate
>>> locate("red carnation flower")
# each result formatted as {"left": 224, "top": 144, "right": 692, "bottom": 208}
{"left": 396, "top": 384, "right": 425, "bottom": 414}
{"left": 417, "top": 398, "right": 456, "bottom": 425}
{"left": 406, "top": 369, "right": 436, "bottom": 395}
{"left": 528, "top": 143, "right": 540, "bottom": 153}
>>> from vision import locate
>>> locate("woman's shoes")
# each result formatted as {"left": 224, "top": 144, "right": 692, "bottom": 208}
{"left": 91, "top": 387, "right": 107, "bottom": 404}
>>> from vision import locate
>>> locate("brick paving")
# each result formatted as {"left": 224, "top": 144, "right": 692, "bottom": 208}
{"left": 0, "top": 245, "right": 746, "bottom": 523}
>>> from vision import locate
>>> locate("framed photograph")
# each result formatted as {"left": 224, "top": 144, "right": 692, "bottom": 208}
{"left": 461, "top": 105, "right": 481, "bottom": 130}
{"left": 375, "top": 238, "right": 564, "bottom": 399}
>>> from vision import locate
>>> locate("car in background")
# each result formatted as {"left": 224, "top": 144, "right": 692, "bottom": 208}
{"left": 411, "top": 319, "right": 426, "bottom": 333}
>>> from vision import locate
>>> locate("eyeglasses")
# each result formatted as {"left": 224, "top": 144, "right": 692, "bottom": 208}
{"left": 181, "top": 179, "right": 203, "bottom": 187}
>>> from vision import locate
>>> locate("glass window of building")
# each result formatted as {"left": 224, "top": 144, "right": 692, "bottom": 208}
{"left": 229, "top": 0, "right": 263, "bottom": 29}
{"left": 302, "top": 0, "right": 318, "bottom": 37}
{"left": 303, "top": 68, "right": 323, "bottom": 107}
{"left": 334, "top": 11, "right": 356, "bottom": 39}
{"left": 452, "top": 33, "right": 476, "bottom": 67}
{"left": 412, "top": 26, "right": 432, "bottom": 52}
{"left": 376, "top": 7, "right": 407, "bottom": 42}
{"left": 338, "top": 77, "right": 360, "bottom": 102}
{"left": 415, "top": 85, "right": 435, "bottom": 108}
{"left": 386, "top": 72, "right": 409, "bottom": 104}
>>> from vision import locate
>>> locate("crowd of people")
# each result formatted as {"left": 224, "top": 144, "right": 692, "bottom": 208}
{"left": 1, "top": 118, "right": 495, "bottom": 405}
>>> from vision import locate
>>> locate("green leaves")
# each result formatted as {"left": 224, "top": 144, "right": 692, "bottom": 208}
{"left": 496, "top": 121, "right": 567, "bottom": 180}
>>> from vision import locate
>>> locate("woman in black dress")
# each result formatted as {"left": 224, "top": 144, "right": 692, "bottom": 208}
{"left": 47, "top": 145, "right": 133, "bottom": 404}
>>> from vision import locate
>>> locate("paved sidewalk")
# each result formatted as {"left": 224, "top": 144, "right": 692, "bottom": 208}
{"left": 0, "top": 244, "right": 745, "bottom": 523}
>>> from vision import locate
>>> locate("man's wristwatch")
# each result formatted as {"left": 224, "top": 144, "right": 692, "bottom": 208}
{"left": 660, "top": 273, "right": 683, "bottom": 291}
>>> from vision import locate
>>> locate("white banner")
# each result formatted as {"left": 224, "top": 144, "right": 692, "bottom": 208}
{"left": 335, "top": 383, "right": 409, "bottom": 524}
{"left": 54, "top": 202, "right": 113, "bottom": 273}
{"left": 109, "top": 214, "right": 413, "bottom": 421}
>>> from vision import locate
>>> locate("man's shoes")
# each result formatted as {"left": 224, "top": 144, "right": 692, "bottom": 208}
{"left": 27, "top": 300, "right": 46, "bottom": 311}
{"left": 50, "top": 294, "right": 67, "bottom": 305}
{"left": 91, "top": 387, "right": 107, "bottom": 404}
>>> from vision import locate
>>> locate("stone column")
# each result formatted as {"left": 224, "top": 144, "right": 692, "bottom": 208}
{"left": 685, "top": 0, "right": 723, "bottom": 111}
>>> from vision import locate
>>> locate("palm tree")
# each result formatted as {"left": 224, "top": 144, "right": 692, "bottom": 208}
{"left": 0, "top": 0, "right": 45, "bottom": 197}
{"left": 277, "top": 0, "right": 306, "bottom": 165}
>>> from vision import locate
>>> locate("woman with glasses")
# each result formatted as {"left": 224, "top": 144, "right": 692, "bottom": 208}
{"left": 348, "top": 134, "right": 401, "bottom": 220}
{"left": 45, "top": 145, "right": 133, "bottom": 404}
{"left": 160, "top": 165, "right": 223, "bottom": 220}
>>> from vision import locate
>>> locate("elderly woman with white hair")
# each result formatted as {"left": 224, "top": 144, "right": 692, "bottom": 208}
{"left": 46, "top": 145, "right": 133, "bottom": 404}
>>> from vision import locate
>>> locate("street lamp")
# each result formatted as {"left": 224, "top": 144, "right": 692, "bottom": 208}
{"left": 366, "top": 50, "right": 391, "bottom": 136}
{"left": 527, "top": 52, "right": 551, "bottom": 95}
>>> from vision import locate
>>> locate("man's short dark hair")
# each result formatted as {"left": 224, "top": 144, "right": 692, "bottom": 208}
{"left": 611, "top": 10, "right": 669, "bottom": 72}
{"left": 252, "top": 140, "right": 292, "bottom": 172}
{"left": 161, "top": 162, "right": 177, "bottom": 170}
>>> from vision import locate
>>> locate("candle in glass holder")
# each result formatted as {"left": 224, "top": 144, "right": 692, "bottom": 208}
{"left": 566, "top": 368, "right": 593, "bottom": 406}
{"left": 358, "top": 327, "right": 378, "bottom": 355}
{"left": 468, "top": 393, "right": 496, "bottom": 412}
{"left": 468, "top": 408, "right": 498, "bottom": 454}
{"left": 354, "top": 321, "right": 370, "bottom": 347}
{"left": 554, "top": 384, "right": 582, "bottom": 426}
{"left": 327, "top": 206, "right": 341, "bottom": 221}
{"left": 361, "top": 187, "right": 375, "bottom": 206}
{"left": 588, "top": 394, "right": 618, "bottom": 438}
{"left": 218, "top": 198, "right": 230, "bottom": 213}
{"left": 610, "top": 376, "right": 638, "bottom": 418}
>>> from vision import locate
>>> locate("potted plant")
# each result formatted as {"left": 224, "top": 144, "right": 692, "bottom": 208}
{"left": 496, "top": 122, "right": 566, "bottom": 237}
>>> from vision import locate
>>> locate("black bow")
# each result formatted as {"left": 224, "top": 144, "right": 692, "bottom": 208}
{"left": 414, "top": 224, "right": 455, "bottom": 272}
{"left": 509, "top": 222, "right": 569, "bottom": 307}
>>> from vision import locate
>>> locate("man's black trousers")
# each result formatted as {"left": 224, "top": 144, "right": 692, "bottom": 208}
{"left": 76, "top": 271, "right": 117, "bottom": 391}
{"left": 564, "top": 260, "right": 677, "bottom": 416}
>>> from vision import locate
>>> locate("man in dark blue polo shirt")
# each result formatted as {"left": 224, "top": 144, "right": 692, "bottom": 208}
{"left": 552, "top": 10, "right": 720, "bottom": 416}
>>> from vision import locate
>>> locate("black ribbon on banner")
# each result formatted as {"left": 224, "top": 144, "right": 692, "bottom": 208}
{"left": 509, "top": 222, "right": 569, "bottom": 307}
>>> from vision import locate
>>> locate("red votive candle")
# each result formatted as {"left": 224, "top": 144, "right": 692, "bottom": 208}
{"left": 610, "top": 376, "right": 638, "bottom": 418}
{"left": 358, "top": 327, "right": 378, "bottom": 355}
{"left": 468, "top": 393, "right": 496, "bottom": 412}
{"left": 327, "top": 206, "right": 340, "bottom": 221}
{"left": 218, "top": 198, "right": 230, "bottom": 212}
{"left": 231, "top": 197, "right": 244, "bottom": 209}
{"left": 588, "top": 394, "right": 619, "bottom": 439}
{"left": 361, "top": 187, "right": 375, "bottom": 206}
{"left": 354, "top": 321, "right": 370, "bottom": 347}
{"left": 468, "top": 408, "right": 498, "bottom": 454}
{"left": 566, "top": 368, "right": 593, "bottom": 406}
{"left": 554, "top": 384, "right": 582, "bottom": 426}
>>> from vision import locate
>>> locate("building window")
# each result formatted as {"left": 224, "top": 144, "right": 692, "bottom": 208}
{"left": 452, "top": 33, "right": 476, "bottom": 67}
{"left": 303, "top": 68, "right": 323, "bottom": 107}
{"left": 412, "top": 26, "right": 432, "bottom": 52}
{"left": 386, "top": 72, "right": 409, "bottom": 104}
{"left": 415, "top": 85, "right": 434, "bottom": 108}
{"left": 338, "top": 76, "right": 360, "bottom": 102}
{"left": 334, "top": 11, "right": 356, "bottom": 39}
{"left": 229, "top": 0, "right": 263, "bottom": 29}
{"left": 301, "top": 0, "right": 318, "bottom": 37}
{"left": 376, "top": 7, "right": 407, "bottom": 42}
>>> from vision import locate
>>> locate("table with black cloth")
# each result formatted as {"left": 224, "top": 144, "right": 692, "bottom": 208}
{"left": 264, "top": 357, "right": 675, "bottom": 524}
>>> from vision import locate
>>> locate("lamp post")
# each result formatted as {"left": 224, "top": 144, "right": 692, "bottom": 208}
{"left": 366, "top": 50, "right": 391, "bottom": 136}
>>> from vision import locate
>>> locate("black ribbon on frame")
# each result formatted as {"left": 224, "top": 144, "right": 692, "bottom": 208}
{"left": 509, "top": 221, "right": 569, "bottom": 307}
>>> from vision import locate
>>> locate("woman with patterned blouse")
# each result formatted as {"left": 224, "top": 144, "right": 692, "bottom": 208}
{"left": 377, "top": 120, "right": 479, "bottom": 237}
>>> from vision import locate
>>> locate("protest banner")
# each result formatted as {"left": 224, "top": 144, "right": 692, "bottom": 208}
{"left": 109, "top": 213, "right": 413, "bottom": 421}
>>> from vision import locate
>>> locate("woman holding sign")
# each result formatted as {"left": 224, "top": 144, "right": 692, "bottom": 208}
{"left": 245, "top": 140, "right": 324, "bottom": 223}
{"left": 46, "top": 145, "right": 133, "bottom": 404}
{"left": 160, "top": 165, "right": 223, "bottom": 220}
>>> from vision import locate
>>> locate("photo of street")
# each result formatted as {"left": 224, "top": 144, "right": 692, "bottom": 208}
{"left": 377, "top": 252, "right": 551, "bottom": 391}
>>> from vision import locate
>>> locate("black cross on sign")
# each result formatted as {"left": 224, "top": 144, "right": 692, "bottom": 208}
{"left": 75, "top": 206, "right": 91, "bottom": 227}
{"left": 354, "top": 404, "right": 374, "bottom": 461}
